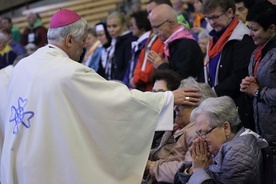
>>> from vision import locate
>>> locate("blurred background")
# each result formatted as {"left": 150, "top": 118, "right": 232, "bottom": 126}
{"left": 0, "top": 0, "right": 194, "bottom": 32}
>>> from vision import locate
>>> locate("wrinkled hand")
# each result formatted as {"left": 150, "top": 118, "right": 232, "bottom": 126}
{"left": 240, "top": 76, "right": 259, "bottom": 96}
{"left": 189, "top": 137, "right": 212, "bottom": 173}
{"left": 147, "top": 50, "right": 166, "bottom": 68}
{"left": 172, "top": 87, "right": 201, "bottom": 106}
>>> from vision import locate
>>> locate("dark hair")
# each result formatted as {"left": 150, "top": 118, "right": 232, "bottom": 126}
{"left": 147, "top": 0, "right": 173, "bottom": 7}
{"left": 234, "top": 0, "right": 255, "bottom": 9}
{"left": 95, "top": 22, "right": 112, "bottom": 48}
{"left": 2, "top": 17, "right": 12, "bottom": 23}
{"left": 246, "top": 1, "right": 276, "bottom": 31}
{"left": 151, "top": 69, "right": 181, "bottom": 91}
{"left": 202, "top": 0, "right": 236, "bottom": 14}
{"left": 130, "top": 10, "right": 151, "bottom": 32}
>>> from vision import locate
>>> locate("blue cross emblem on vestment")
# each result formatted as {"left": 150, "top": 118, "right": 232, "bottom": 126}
{"left": 9, "top": 97, "right": 35, "bottom": 134}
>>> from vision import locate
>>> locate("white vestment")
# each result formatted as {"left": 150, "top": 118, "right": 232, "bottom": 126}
{"left": 0, "top": 65, "right": 14, "bottom": 182}
{"left": 1, "top": 45, "right": 174, "bottom": 184}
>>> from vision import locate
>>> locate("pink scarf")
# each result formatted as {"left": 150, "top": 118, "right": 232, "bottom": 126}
{"left": 164, "top": 25, "right": 194, "bottom": 58}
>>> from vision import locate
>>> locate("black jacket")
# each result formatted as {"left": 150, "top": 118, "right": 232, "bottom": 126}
{"left": 111, "top": 32, "right": 137, "bottom": 81}
{"left": 158, "top": 38, "right": 204, "bottom": 82}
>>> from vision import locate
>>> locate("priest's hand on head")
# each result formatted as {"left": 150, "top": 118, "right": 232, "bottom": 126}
{"left": 172, "top": 87, "right": 201, "bottom": 106}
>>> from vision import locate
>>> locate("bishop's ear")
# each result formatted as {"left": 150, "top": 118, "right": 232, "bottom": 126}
{"left": 65, "top": 34, "right": 74, "bottom": 47}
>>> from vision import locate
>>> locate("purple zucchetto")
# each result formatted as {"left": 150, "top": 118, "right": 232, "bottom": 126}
{"left": 49, "top": 9, "right": 81, "bottom": 28}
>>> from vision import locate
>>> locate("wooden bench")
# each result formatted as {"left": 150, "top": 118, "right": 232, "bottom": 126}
{"left": 12, "top": 0, "right": 123, "bottom": 32}
{"left": 42, "top": 4, "right": 116, "bottom": 25}
{"left": 21, "top": 0, "right": 91, "bottom": 15}
{"left": 35, "top": 0, "right": 122, "bottom": 18}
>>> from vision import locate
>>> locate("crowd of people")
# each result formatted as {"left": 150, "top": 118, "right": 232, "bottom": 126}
{"left": 0, "top": 13, "right": 44, "bottom": 71}
{"left": 0, "top": 0, "right": 275, "bottom": 183}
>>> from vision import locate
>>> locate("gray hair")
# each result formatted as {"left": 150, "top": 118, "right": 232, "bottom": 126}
{"left": 191, "top": 96, "right": 241, "bottom": 132}
{"left": 27, "top": 13, "right": 38, "bottom": 20}
{"left": 0, "top": 32, "right": 8, "bottom": 42}
{"left": 198, "top": 29, "right": 211, "bottom": 40}
{"left": 179, "top": 77, "right": 217, "bottom": 105}
{"left": 47, "top": 18, "right": 87, "bottom": 43}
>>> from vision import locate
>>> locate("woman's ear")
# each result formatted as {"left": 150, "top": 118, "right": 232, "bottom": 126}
{"left": 223, "top": 121, "right": 231, "bottom": 136}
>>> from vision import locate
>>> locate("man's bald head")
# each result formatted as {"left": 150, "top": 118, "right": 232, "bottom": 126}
{"left": 148, "top": 4, "right": 178, "bottom": 41}
{"left": 149, "top": 4, "right": 177, "bottom": 22}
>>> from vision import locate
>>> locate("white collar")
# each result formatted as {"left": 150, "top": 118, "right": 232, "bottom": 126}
{"left": 136, "top": 31, "right": 150, "bottom": 44}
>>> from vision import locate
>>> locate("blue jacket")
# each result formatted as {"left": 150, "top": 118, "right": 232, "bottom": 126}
{"left": 87, "top": 46, "right": 103, "bottom": 72}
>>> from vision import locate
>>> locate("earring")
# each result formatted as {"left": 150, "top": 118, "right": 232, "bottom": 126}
{"left": 226, "top": 135, "right": 229, "bottom": 140}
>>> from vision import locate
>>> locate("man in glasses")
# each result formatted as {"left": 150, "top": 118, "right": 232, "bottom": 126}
{"left": 202, "top": 0, "right": 256, "bottom": 130}
{"left": 131, "top": 0, "right": 190, "bottom": 91}
{"left": 147, "top": 4, "right": 204, "bottom": 82}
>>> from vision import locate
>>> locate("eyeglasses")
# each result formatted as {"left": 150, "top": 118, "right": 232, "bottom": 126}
{"left": 196, "top": 126, "right": 217, "bottom": 139}
{"left": 205, "top": 12, "right": 225, "bottom": 22}
{"left": 151, "top": 19, "right": 169, "bottom": 29}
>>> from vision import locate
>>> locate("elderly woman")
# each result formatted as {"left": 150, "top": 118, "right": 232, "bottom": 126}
{"left": 198, "top": 30, "right": 211, "bottom": 60}
{"left": 145, "top": 77, "right": 216, "bottom": 184}
{"left": 240, "top": 1, "right": 276, "bottom": 180}
{"left": 20, "top": 13, "right": 47, "bottom": 47}
{"left": 175, "top": 96, "right": 268, "bottom": 184}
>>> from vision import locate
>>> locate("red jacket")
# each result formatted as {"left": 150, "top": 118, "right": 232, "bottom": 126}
{"left": 21, "top": 25, "right": 47, "bottom": 48}
{"left": 133, "top": 31, "right": 164, "bottom": 91}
